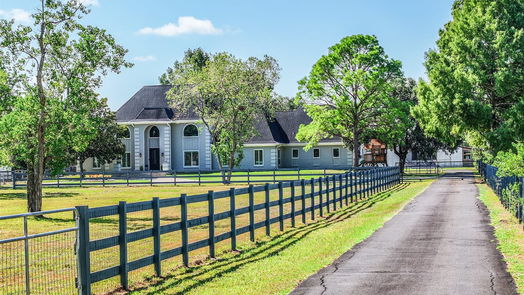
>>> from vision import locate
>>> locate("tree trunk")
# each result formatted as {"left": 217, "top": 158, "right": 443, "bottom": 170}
{"left": 398, "top": 154, "right": 407, "bottom": 174}
{"left": 393, "top": 146, "right": 408, "bottom": 174}
{"left": 27, "top": 166, "right": 42, "bottom": 212}
{"left": 352, "top": 135, "right": 360, "bottom": 167}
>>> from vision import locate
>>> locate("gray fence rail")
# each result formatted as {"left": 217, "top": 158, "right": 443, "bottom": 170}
{"left": 75, "top": 167, "right": 401, "bottom": 294}
{"left": 9, "top": 168, "right": 352, "bottom": 189}
{"left": 0, "top": 208, "right": 78, "bottom": 295}
{"left": 478, "top": 161, "right": 523, "bottom": 227}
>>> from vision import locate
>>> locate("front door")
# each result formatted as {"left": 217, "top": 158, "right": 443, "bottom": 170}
{"left": 149, "top": 148, "right": 160, "bottom": 170}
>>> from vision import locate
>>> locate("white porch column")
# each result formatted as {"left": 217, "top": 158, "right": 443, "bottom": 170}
{"left": 133, "top": 126, "right": 141, "bottom": 170}
{"left": 204, "top": 128, "right": 212, "bottom": 170}
{"left": 270, "top": 148, "right": 277, "bottom": 168}
{"left": 163, "top": 125, "right": 171, "bottom": 171}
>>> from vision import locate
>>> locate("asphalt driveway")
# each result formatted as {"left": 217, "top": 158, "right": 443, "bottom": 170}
{"left": 291, "top": 170, "right": 518, "bottom": 295}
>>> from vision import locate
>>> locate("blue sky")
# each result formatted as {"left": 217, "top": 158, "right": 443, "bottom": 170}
{"left": 1, "top": 0, "right": 454, "bottom": 110}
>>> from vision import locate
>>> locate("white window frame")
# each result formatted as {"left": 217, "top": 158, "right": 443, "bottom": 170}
{"left": 183, "top": 124, "right": 199, "bottom": 137}
{"left": 254, "top": 149, "right": 264, "bottom": 167}
{"left": 121, "top": 152, "right": 131, "bottom": 168}
{"left": 92, "top": 157, "right": 101, "bottom": 169}
{"left": 313, "top": 148, "right": 320, "bottom": 159}
{"left": 292, "top": 148, "right": 299, "bottom": 159}
{"left": 183, "top": 150, "right": 199, "bottom": 168}
{"left": 332, "top": 148, "right": 340, "bottom": 159}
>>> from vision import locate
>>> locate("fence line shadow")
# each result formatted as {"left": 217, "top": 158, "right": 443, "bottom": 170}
{"left": 118, "top": 182, "right": 410, "bottom": 295}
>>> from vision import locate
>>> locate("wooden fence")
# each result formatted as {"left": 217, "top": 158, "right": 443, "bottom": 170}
{"left": 10, "top": 168, "right": 351, "bottom": 188}
{"left": 478, "top": 161, "right": 523, "bottom": 227}
{"left": 75, "top": 167, "right": 400, "bottom": 294}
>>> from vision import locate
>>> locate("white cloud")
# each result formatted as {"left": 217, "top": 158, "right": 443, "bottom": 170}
{"left": 138, "top": 16, "right": 223, "bottom": 37}
{"left": 0, "top": 9, "right": 31, "bottom": 23}
{"left": 132, "top": 55, "right": 156, "bottom": 62}
{"left": 78, "top": 0, "right": 99, "bottom": 6}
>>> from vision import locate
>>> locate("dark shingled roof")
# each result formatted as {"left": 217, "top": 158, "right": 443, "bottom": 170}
{"left": 116, "top": 85, "right": 198, "bottom": 122}
{"left": 117, "top": 85, "right": 342, "bottom": 144}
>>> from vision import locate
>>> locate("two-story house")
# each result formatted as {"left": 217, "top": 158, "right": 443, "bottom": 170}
{"left": 81, "top": 85, "right": 352, "bottom": 172}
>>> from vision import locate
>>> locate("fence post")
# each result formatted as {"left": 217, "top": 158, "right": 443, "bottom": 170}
{"left": 300, "top": 179, "right": 306, "bottom": 224}
{"left": 359, "top": 170, "right": 364, "bottom": 200}
{"left": 229, "top": 188, "right": 237, "bottom": 251}
{"left": 12, "top": 171, "right": 16, "bottom": 189}
{"left": 338, "top": 174, "right": 343, "bottom": 207}
{"left": 273, "top": 170, "right": 276, "bottom": 184}
{"left": 350, "top": 172, "right": 354, "bottom": 203}
{"left": 152, "top": 197, "right": 161, "bottom": 276}
{"left": 80, "top": 172, "right": 83, "bottom": 188}
{"left": 247, "top": 170, "right": 250, "bottom": 184}
{"left": 126, "top": 171, "right": 129, "bottom": 187}
{"left": 118, "top": 201, "right": 129, "bottom": 290}
{"left": 248, "top": 185, "right": 255, "bottom": 241}
{"left": 198, "top": 171, "right": 201, "bottom": 186}
{"left": 180, "top": 194, "right": 189, "bottom": 267}
{"left": 326, "top": 177, "right": 331, "bottom": 213}
{"left": 149, "top": 170, "right": 153, "bottom": 186}
{"left": 345, "top": 173, "right": 349, "bottom": 206}
{"left": 57, "top": 174, "right": 60, "bottom": 188}
{"left": 318, "top": 177, "right": 323, "bottom": 217}
{"left": 278, "top": 182, "right": 284, "bottom": 231}
{"left": 310, "top": 179, "right": 315, "bottom": 220}
{"left": 290, "top": 181, "right": 296, "bottom": 227}
{"left": 208, "top": 191, "right": 216, "bottom": 258}
{"left": 264, "top": 183, "right": 271, "bottom": 236}
{"left": 332, "top": 175, "right": 337, "bottom": 211}
{"left": 23, "top": 216, "right": 30, "bottom": 295}
{"left": 76, "top": 206, "right": 91, "bottom": 295}
{"left": 102, "top": 171, "right": 105, "bottom": 187}
{"left": 173, "top": 171, "right": 177, "bottom": 186}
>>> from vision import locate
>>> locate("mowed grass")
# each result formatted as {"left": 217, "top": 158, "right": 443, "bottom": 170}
{"left": 123, "top": 180, "right": 433, "bottom": 295}
{"left": 0, "top": 176, "right": 427, "bottom": 294}
{"left": 477, "top": 184, "right": 524, "bottom": 294}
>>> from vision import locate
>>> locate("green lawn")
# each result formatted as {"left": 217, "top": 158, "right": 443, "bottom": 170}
{"left": 0, "top": 177, "right": 428, "bottom": 295}
{"left": 477, "top": 183, "right": 524, "bottom": 294}
{"left": 125, "top": 180, "right": 433, "bottom": 295}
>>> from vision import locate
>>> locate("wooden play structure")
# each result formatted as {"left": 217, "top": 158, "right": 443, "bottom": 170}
{"left": 362, "top": 139, "right": 387, "bottom": 166}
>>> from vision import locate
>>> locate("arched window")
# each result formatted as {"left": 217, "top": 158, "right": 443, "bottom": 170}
{"left": 149, "top": 126, "right": 159, "bottom": 138}
{"left": 121, "top": 127, "right": 130, "bottom": 139}
{"left": 183, "top": 125, "right": 198, "bottom": 137}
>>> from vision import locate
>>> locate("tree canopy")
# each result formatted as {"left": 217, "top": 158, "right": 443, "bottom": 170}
{"left": 165, "top": 50, "right": 282, "bottom": 182}
{"left": 0, "top": 0, "right": 131, "bottom": 211}
{"left": 375, "top": 78, "right": 455, "bottom": 171}
{"left": 413, "top": 0, "right": 524, "bottom": 160}
{"left": 296, "top": 34, "right": 403, "bottom": 166}
{"left": 71, "top": 100, "right": 126, "bottom": 174}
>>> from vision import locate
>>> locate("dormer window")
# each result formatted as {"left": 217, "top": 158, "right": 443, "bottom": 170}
{"left": 121, "top": 127, "right": 130, "bottom": 139}
{"left": 149, "top": 126, "right": 159, "bottom": 138}
{"left": 184, "top": 124, "right": 198, "bottom": 137}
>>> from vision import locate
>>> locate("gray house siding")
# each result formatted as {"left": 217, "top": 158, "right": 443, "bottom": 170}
{"left": 171, "top": 123, "right": 212, "bottom": 171}
{"left": 238, "top": 146, "right": 278, "bottom": 170}
{"left": 280, "top": 145, "right": 351, "bottom": 169}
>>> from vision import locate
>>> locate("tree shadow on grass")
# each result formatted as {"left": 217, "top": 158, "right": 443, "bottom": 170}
{"left": 120, "top": 183, "right": 410, "bottom": 295}
{"left": 0, "top": 191, "right": 78, "bottom": 200}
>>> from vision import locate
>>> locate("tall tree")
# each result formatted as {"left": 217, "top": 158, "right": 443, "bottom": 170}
{"left": 296, "top": 35, "right": 402, "bottom": 166}
{"left": 375, "top": 78, "right": 455, "bottom": 172}
{"left": 413, "top": 0, "right": 524, "bottom": 160}
{"left": 159, "top": 48, "right": 210, "bottom": 85}
{"left": 0, "top": 0, "right": 131, "bottom": 212}
{"left": 165, "top": 51, "right": 282, "bottom": 182}
{"left": 71, "top": 100, "right": 126, "bottom": 174}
